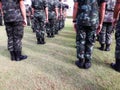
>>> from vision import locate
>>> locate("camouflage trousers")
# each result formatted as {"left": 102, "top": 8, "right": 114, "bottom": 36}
{"left": 46, "top": 19, "right": 55, "bottom": 34}
{"left": 27, "top": 16, "right": 31, "bottom": 26}
{"left": 115, "top": 19, "right": 120, "bottom": 59}
{"left": 34, "top": 16, "right": 45, "bottom": 39}
{"left": 5, "top": 22, "right": 23, "bottom": 51}
{"left": 31, "top": 17, "right": 35, "bottom": 32}
{"left": 99, "top": 23, "right": 113, "bottom": 45}
{"left": 76, "top": 26, "right": 95, "bottom": 61}
{"left": 0, "top": 16, "right": 2, "bottom": 25}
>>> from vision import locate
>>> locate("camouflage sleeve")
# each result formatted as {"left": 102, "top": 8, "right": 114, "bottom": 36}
{"left": 54, "top": 1, "right": 58, "bottom": 8}
{"left": 74, "top": 0, "right": 78, "bottom": 2}
{"left": 31, "top": 0, "right": 34, "bottom": 8}
{"left": 44, "top": 0, "right": 48, "bottom": 8}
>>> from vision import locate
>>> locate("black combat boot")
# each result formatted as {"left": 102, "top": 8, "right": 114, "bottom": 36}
{"left": 84, "top": 59, "right": 91, "bottom": 69}
{"left": 99, "top": 44, "right": 104, "bottom": 51}
{"left": 10, "top": 51, "right": 16, "bottom": 61}
{"left": 47, "top": 33, "right": 51, "bottom": 37}
{"left": 75, "top": 59, "right": 84, "bottom": 68}
{"left": 37, "top": 38, "right": 41, "bottom": 44}
{"left": 51, "top": 32, "right": 55, "bottom": 37}
{"left": 105, "top": 44, "right": 110, "bottom": 51}
{"left": 41, "top": 38, "right": 46, "bottom": 44}
{"left": 15, "top": 51, "right": 27, "bottom": 61}
{"left": 111, "top": 59, "right": 120, "bottom": 72}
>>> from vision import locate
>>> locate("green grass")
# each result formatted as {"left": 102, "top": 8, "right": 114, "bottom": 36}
{"left": 0, "top": 19, "right": 120, "bottom": 90}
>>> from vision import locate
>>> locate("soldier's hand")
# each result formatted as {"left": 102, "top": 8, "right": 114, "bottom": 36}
{"left": 96, "top": 24, "right": 102, "bottom": 35}
{"left": 23, "top": 19, "right": 27, "bottom": 26}
{"left": 112, "top": 18, "right": 117, "bottom": 27}
{"left": 45, "top": 18, "right": 48, "bottom": 23}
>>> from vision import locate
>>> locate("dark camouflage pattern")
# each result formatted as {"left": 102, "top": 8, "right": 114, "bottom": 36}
{"left": 0, "top": 0, "right": 23, "bottom": 23}
{"left": 25, "top": 4, "right": 31, "bottom": 26}
{"left": 76, "top": 26, "right": 95, "bottom": 61}
{"left": 56, "top": 1, "right": 63, "bottom": 31}
{"left": 99, "top": 23, "right": 113, "bottom": 45}
{"left": 46, "top": 0, "right": 58, "bottom": 36}
{"left": 76, "top": 0, "right": 99, "bottom": 27}
{"left": 32, "top": 0, "right": 48, "bottom": 39}
{"left": 115, "top": 17, "right": 120, "bottom": 59}
{"left": 5, "top": 22, "right": 23, "bottom": 51}
{"left": 34, "top": 16, "right": 45, "bottom": 39}
{"left": 0, "top": 8, "right": 3, "bottom": 25}
{"left": 74, "top": 0, "right": 106, "bottom": 61}
{"left": 104, "top": 0, "right": 116, "bottom": 22}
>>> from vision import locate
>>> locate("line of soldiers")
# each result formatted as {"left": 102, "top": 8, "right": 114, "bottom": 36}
{"left": 25, "top": 0, "right": 69, "bottom": 44}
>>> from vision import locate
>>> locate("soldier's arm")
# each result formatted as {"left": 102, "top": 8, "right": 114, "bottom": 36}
{"left": 96, "top": 1, "right": 106, "bottom": 34}
{"left": 112, "top": 0, "right": 120, "bottom": 27}
{"left": 44, "top": 0, "right": 48, "bottom": 22}
{"left": 45, "top": 7, "right": 48, "bottom": 22}
{"left": 72, "top": 2, "right": 78, "bottom": 22}
{"left": 19, "top": 0, "right": 27, "bottom": 26}
{"left": 99, "top": 2, "right": 106, "bottom": 26}
{"left": 55, "top": 3, "right": 58, "bottom": 19}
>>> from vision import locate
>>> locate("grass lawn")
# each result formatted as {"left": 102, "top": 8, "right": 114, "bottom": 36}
{"left": 0, "top": 19, "right": 120, "bottom": 90}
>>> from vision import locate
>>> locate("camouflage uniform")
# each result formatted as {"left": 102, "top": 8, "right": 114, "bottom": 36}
{"left": 55, "top": 0, "right": 62, "bottom": 33}
{"left": 47, "top": 0, "right": 58, "bottom": 37}
{"left": 32, "top": 0, "right": 48, "bottom": 44}
{"left": 99, "top": 0, "right": 116, "bottom": 51}
{"left": 25, "top": 4, "right": 31, "bottom": 26}
{"left": 0, "top": 0, "right": 24, "bottom": 51}
{"left": 115, "top": 17, "right": 120, "bottom": 63}
{"left": 0, "top": 0, "right": 27, "bottom": 61}
{"left": 58, "top": 1, "right": 63, "bottom": 30}
{"left": 74, "top": 0, "right": 107, "bottom": 69}
{"left": 0, "top": 8, "right": 2, "bottom": 25}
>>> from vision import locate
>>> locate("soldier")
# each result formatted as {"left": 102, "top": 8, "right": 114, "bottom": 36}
{"left": 73, "top": 0, "right": 107, "bottom": 69}
{"left": 98, "top": 0, "right": 116, "bottom": 51}
{"left": 111, "top": 0, "right": 120, "bottom": 72}
{"left": 0, "top": 0, "right": 27, "bottom": 61}
{"left": 47, "top": 0, "right": 58, "bottom": 37}
{"left": 31, "top": 0, "right": 48, "bottom": 44}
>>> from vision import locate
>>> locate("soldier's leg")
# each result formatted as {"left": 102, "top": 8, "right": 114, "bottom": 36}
{"left": 27, "top": 16, "right": 30, "bottom": 26}
{"left": 111, "top": 20, "right": 120, "bottom": 72}
{"left": 50, "top": 19, "right": 55, "bottom": 37}
{"left": 39, "top": 20, "right": 45, "bottom": 44}
{"left": 0, "top": 16, "right": 2, "bottom": 26}
{"left": 105, "top": 24, "right": 112, "bottom": 51}
{"left": 84, "top": 27, "right": 95, "bottom": 69}
{"left": 75, "top": 26, "right": 86, "bottom": 68}
{"left": 13, "top": 22, "right": 27, "bottom": 61}
{"left": 34, "top": 17, "right": 41, "bottom": 44}
{"left": 99, "top": 23, "right": 106, "bottom": 50}
{"left": 5, "top": 22, "right": 15, "bottom": 60}
{"left": 46, "top": 22, "right": 51, "bottom": 37}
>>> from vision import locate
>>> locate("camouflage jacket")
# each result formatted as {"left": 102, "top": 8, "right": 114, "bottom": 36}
{"left": 32, "top": 0, "right": 48, "bottom": 11}
{"left": 74, "top": 0, "right": 107, "bottom": 27}
{"left": 48, "top": 0, "right": 58, "bottom": 12}
{"left": 104, "top": 0, "right": 116, "bottom": 23}
{"left": 32, "top": 0, "right": 48, "bottom": 18}
{"left": 0, "top": 0, "right": 23, "bottom": 23}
